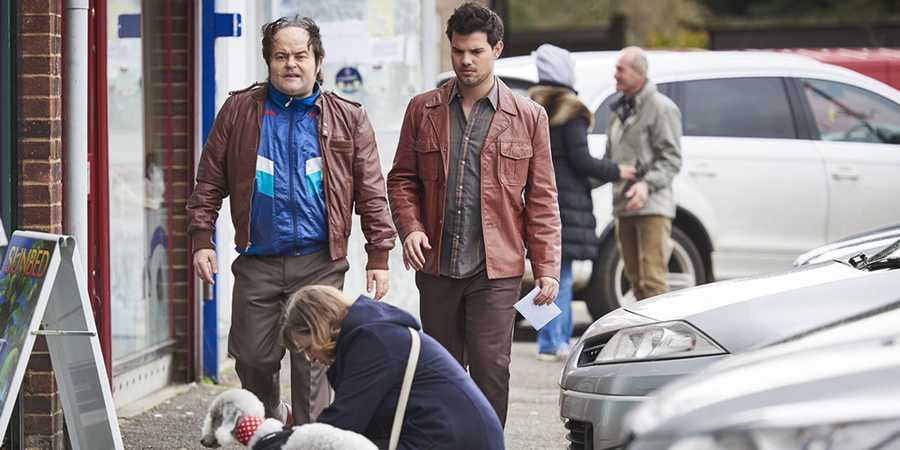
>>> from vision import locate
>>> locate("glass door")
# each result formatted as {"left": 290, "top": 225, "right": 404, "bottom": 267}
{"left": 106, "top": 0, "right": 173, "bottom": 372}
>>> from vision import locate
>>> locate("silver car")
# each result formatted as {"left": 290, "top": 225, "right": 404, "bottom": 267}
{"left": 793, "top": 221, "right": 900, "bottom": 265}
{"left": 559, "top": 238, "right": 900, "bottom": 449}
{"left": 622, "top": 295, "right": 900, "bottom": 450}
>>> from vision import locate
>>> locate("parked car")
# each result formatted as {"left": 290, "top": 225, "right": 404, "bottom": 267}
{"left": 622, "top": 299, "right": 900, "bottom": 450}
{"left": 558, "top": 237, "right": 900, "bottom": 450}
{"left": 455, "top": 50, "right": 900, "bottom": 318}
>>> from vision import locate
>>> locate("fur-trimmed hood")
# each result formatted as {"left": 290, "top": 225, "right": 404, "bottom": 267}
{"left": 529, "top": 85, "right": 594, "bottom": 131}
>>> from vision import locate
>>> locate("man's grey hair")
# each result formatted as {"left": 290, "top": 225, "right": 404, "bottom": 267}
{"left": 621, "top": 46, "right": 648, "bottom": 73}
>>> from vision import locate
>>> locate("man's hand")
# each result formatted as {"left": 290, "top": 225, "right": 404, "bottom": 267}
{"left": 619, "top": 164, "right": 638, "bottom": 181}
{"left": 402, "top": 231, "right": 431, "bottom": 271}
{"left": 533, "top": 277, "right": 560, "bottom": 306}
{"left": 367, "top": 269, "right": 389, "bottom": 300}
{"left": 625, "top": 180, "right": 650, "bottom": 213}
{"left": 193, "top": 249, "right": 218, "bottom": 285}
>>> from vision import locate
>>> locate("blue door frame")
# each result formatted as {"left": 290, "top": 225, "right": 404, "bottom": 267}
{"left": 200, "top": 0, "right": 241, "bottom": 382}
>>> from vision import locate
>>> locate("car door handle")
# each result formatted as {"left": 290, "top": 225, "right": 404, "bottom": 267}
{"left": 688, "top": 165, "right": 716, "bottom": 177}
{"left": 831, "top": 170, "right": 860, "bottom": 181}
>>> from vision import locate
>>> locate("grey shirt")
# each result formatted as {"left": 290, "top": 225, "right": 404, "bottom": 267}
{"left": 440, "top": 79, "right": 499, "bottom": 278}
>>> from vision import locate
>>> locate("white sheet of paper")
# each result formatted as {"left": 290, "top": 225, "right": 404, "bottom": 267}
{"left": 514, "top": 287, "right": 561, "bottom": 330}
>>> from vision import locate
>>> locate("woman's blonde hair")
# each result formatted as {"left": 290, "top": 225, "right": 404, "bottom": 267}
{"left": 280, "top": 285, "right": 353, "bottom": 365}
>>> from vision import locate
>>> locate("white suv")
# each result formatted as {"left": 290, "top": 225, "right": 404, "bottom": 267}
{"left": 489, "top": 50, "right": 900, "bottom": 319}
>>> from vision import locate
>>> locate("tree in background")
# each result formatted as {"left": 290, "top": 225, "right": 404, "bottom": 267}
{"left": 612, "top": 0, "right": 710, "bottom": 48}
{"left": 505, "top": 1, "right": 609, "bottom": 31}
{"left": 696, "top": 0, "right": 898, "bottom": 17}
{"left": 504, "top": 0, "right": 711, "bottom": 49}
{"left": 500, "top": 0, "right": 898, "bottom": 50}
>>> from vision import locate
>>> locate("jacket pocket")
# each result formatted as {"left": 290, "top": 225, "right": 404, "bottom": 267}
{"left": 327, "top": 139, "right": 354, "bottom": 233}
{"left": 499, "top": 141, "right": 532, "bottom": 186}
{"left": 330, "top": 138, "right": 354, "bottom": 152}
{"left": 415, "top": 137, "right": 441, "bottom": 181}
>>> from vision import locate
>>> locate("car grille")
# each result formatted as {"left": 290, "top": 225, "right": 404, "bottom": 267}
{"left": 565, "top": 419, "right": 592, "bottom": 450}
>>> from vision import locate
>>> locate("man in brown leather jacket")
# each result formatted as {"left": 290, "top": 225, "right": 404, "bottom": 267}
{"left": 187, "top": 16, "right": 395, "bottom": 426}
{"left": 386, "top": 2, "right": 561, "bottom": 427}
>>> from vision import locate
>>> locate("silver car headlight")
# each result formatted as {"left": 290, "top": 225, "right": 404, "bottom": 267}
{"left": 594, "top": 321, "right": 725, "bottom": 364}
{"left": 668, "top": 420, "right": 900, "bottom": 450}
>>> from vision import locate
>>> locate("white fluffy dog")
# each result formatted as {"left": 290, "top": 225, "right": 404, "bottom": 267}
{"left": 201, "top": 388, "right": 377, "bottom": 449}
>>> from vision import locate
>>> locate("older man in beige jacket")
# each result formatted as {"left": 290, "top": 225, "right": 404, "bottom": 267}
{"left": 605, "top": 46, "right": 682, "bottom": 300}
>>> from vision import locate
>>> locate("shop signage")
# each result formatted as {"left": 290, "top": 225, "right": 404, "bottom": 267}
{"left": 336, "top": 66, "right": 363, "bottom": 94}
{"left": 0, "top": 231, "right": 122, "bottom": 449}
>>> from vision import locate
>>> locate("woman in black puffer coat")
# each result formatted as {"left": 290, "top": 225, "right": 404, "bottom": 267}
{"left": 529, "top": 44, "right": 636, "bottom": 359}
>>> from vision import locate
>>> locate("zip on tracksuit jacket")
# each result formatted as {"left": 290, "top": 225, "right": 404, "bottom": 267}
{"left": 247, "top": 85, "right": 327, "bottom": 255}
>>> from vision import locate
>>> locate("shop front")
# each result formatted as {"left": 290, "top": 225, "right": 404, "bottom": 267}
{"left": 90, "top": 0, "right": 196, "bottom": 406}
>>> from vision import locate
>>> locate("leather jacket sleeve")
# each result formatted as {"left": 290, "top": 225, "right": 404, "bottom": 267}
{"left": 386, "top": 98, "right": 427, "bottom": 243}
{"left": 186, "top": 94, "right": 235, "bottom": 253}
{"left": 524, "top": 109, "right": 562, "bottom": 281}
{"left": 348, "top": 105, "right": 397, "bottom": 270}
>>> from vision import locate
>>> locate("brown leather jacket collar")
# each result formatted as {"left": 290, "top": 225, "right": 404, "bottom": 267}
{"left": 387, "top": 78, "right": 561, "bottom": 280}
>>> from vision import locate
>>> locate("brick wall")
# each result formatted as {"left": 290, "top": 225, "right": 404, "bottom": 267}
{"left": 6, "top": 1, "right": 196, "bottom": 447}
{"left": 144, "top": 0, "right": 195, "bottom": 382}
{"left": 18, "top": 0, "right": 65, "bottom": 448}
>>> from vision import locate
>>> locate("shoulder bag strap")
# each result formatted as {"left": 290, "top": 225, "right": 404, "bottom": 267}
{"left": 388, "top": 327, "right": 420, "bottom": 450}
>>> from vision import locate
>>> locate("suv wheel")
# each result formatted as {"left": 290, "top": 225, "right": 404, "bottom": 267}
{"left": 580, "top": 226, "right": 706, "bottom": 319}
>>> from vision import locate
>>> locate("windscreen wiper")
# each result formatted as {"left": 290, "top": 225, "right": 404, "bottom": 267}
{"left": 866, "top": 258, "right": 900, "bottom": 271}
{"left": 849, "top": 238, "right": 900, "bottom": 270}
{"left": 849, "top": 253, "right": 900, "bottom": 271}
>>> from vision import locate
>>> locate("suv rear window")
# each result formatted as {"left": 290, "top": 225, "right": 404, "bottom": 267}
{"left": 680, "top": 77, "right": 798, "bottom": 139}
{"left": 594, "top": 78, "right": 799, "bottom": 140}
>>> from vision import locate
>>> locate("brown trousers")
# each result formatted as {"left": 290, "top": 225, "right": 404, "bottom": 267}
{"left": 415, "top": 270, "right": 521, "bottom": 427}
{"left": 615, "top": 215, "right": 672, "bottom": 300}
{"left": 230, "top": 250, "right": 347, "bottom": 424}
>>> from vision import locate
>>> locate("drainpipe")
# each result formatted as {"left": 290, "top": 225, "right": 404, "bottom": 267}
{"left": 65, "top": 0, "right": 89, "bottom": 273}
{"left": 421, "top": 0, "right": 437, "bottom": 91}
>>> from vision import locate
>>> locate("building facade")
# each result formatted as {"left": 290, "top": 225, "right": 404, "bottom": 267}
{"left": 2, "top": 0, "right": 461, "bottom": 447}
{"left": 4, "top": 1, "right": 196, "bottom": 447}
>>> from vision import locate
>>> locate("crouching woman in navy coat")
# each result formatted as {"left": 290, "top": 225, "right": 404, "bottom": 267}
{"left": 280, "top": 285, "right": 505, "bottom": 450}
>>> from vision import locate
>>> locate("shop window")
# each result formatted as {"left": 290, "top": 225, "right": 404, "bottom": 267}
{"left": 107, "top": 0, "right": 173, "bottom": 362}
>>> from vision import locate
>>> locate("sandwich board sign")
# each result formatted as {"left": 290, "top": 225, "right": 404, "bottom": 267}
{"left": 0, "top": 231, "right": 122, "bottom": 449}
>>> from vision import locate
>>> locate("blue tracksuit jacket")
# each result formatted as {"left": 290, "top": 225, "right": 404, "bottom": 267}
{"left": 244, "top": 85, "right": 328, "bottom": 255}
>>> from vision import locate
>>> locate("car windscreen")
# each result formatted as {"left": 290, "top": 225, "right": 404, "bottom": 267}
{"left": 801, "top": 78, "right": 900, "bottom": 144}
